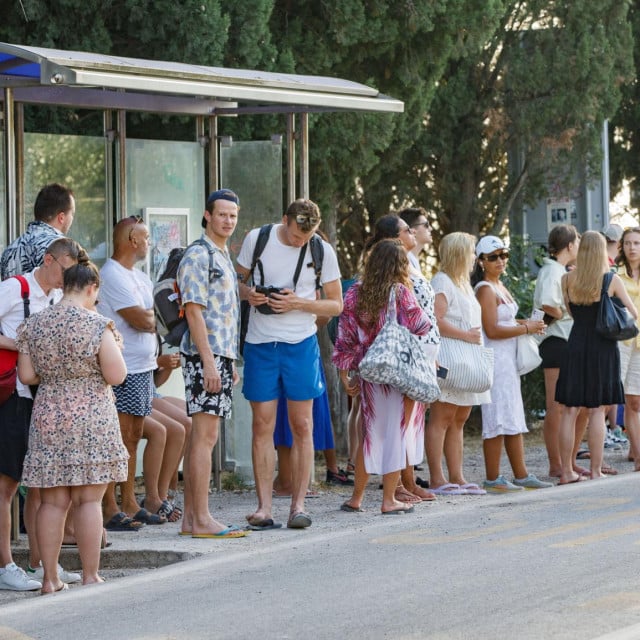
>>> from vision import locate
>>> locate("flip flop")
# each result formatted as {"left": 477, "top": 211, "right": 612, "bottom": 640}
{"left": 459, "top": 483, "right": 487, "bottom": 495}
{"left": 133, "top": 508, "right": 167, "bottom": 525}
{"left": 245, "top": 518, "right": 283, "bottom": 531}
{"left": 381, "top": 506, "right": 415, "bottom": 515}
{"left": 287, "top": 512, "right": 312, "bottom": 529}
{"left": 192, "top": 525, "right": 248, "bottom": 539}
{"left": 104, "top": 512, "right": 144, "bottom": 532}
{"left": 340, "top": 502, "right": 365, "bottom": 513}
{"left": 430, "top": 483, "right": 465, "bottom": 495}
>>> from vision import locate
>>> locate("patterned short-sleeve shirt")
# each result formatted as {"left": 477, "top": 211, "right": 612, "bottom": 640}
{"left": 0, "top": 221, "right": 62, "bottom": 280}
{"left": 177, "top": 235, "right": 239, "bottom": 360}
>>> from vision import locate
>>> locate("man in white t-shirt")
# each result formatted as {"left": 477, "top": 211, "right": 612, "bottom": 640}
{"left": 237, "top": 199, "right": 342, "bottom": 530}
{"left": 0, "top": 238, "right": 82, "bottom": 591}
{"left": 98, "top": 217, "right": 161, "bottom": 531}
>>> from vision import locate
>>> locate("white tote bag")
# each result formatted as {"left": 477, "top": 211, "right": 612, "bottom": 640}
{"left": 516, "top": 334, "right": 542, "bottom": 376}
{"left": 437, "top": 335, "right": 494, "bottom": 393}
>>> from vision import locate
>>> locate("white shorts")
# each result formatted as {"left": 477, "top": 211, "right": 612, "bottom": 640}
{"left": 619, "top": 342, "right": 640, "bottom": 396}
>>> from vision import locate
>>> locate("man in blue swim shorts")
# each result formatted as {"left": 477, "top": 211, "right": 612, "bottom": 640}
{"left": 237, "top": 199, "right": 342, "bottom": 529}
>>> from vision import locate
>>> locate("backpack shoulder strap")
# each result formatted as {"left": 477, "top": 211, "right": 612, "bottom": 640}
{"left": 309, "top": 234, "right": 325, "bottom": 290}
{"left": 191, "top": 238, "right": 215, "bottom": 280}
{"left": 250, "top": 224, "right": 273, "bottom": 286}
{"left": 13, "top": 275, "right": 30, "bottom": 318}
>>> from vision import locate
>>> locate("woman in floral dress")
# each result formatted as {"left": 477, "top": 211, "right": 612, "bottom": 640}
{"left": 17, "top": 261, "right": 128, "bottom": 594}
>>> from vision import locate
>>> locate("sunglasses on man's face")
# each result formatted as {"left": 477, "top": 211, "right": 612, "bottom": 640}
{"left": 484, "top": 252, "right": 510, "bottom": 262}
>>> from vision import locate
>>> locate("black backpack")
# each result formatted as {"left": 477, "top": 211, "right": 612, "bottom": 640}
{"left": 153, "top": 239, "right": 217, "bottom": 347}
{"left": 239, "top": 223, "right": 324, "bottom": 354}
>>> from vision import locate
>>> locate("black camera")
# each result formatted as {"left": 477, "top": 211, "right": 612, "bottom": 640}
{"left": 255, "top": 285, "right": 284, "bottom": 314}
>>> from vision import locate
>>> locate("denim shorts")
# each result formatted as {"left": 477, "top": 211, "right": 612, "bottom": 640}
{"left": 242, "top": 335, "right": 325, "bottom": 402}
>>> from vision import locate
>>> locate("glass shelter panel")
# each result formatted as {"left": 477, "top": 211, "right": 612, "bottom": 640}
{"left": 220, "top": 139, "right": 282, "bottom": 482}
{"left": 0, "top": 135, "right": 5, "bottom": 251}
{"left": 23, "top": 133, "right": 107, "bottom": 265}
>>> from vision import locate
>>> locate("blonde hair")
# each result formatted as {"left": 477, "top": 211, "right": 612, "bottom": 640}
{"left": 569, "top": 230, "right": 608, "bottom": 304}
{"left": 438, "top": 232, "right": 476, "bottom": 290}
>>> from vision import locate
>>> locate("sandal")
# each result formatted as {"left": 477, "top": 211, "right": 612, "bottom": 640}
{"left": 157, "top": 500, "right": 182, "bottom": 523}
{"left": 105, "top": 512, "right": 144, "bottom": 532}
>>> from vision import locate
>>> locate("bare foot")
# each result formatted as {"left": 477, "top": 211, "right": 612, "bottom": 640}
{"left": 548, "top": 469, "right": 562, "bottom": 478}
{"left": 559, "top": 472, "right": 581, "bottom": 485}
{"left": 381, "top": 499, "right": 414, "bottom": 513}
{"left": 573, "top": 466, "right": 590, "bottom": 477}
{"left": 408, "top": 486, "right": 436, "bottom": 501}
{"left": 82, "top": 576, "right": 105, "bottom": 586}
{"left": 394, "top": 487, "right": 422, "bottom": 503}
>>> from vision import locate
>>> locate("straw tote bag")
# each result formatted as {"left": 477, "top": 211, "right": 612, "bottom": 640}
{"left": 358, "top": 286, "right": 440, "bottom": 403}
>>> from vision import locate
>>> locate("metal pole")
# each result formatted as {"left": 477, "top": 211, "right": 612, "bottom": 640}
{"left": 208, "top": 115, "right": 218, "bottom": 193}
{"left": 601, "top": 119, "right": 610, "bottom": 225}
{"left": 15, "top": 103, "right": 24, "bottom": 235}
{"left": 287, "top": 113, "right": 296, "bottom": 204}
{"left": 117, "top": 109, "right": 126, "bottom": 219}
{"left": 299, "top": 112, "right": 309, "bottom": 199}
{"left": 104, "top": 110, "right": 115, "bottom": 257}
{"left": 3, "top": 88, "right": 16, "bottom": 242}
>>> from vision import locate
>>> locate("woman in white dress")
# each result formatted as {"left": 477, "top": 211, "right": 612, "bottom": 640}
{"left": 472, "top": 236, "right": 551, "bottom": 492}
{"left": 426, "top": 232, "right": 490, "bottom": 495}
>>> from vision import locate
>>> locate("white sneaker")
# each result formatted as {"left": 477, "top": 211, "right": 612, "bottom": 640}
{"left": 26, "top": 563, "right": 81, "bottom": 584}
{"left": 0, "top": 562, "right": 41, "bottom": 591}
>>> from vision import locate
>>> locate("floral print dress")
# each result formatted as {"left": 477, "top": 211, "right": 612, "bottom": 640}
{"left": 332, "top": 283, "right": 431, "bottom": 475}
{"left": 16, "top": 303, "right": 128, "bottom": 488}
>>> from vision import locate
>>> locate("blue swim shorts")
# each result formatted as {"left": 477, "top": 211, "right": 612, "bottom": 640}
{"left": 242, "top": 335, "right": 325, "bottom": 402}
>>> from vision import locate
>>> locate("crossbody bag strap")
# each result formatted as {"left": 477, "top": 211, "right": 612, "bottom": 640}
{"left": 13, "top": 275, "right": 30, "bottom": 319}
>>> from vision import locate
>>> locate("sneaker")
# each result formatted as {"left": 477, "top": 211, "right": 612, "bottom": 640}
{"left": 604, "top": 433, "right": 622, "bottom": 450}
{"left": 325, "top": 469, "right": 354, "bottom": 486}
{"left": 0, "top": 562, "right": 41, "bottom": 591}
{"left": 26, "top": 563, "right": 81, "bottom": 584}
{"left": 482, "top": 475, "right": 524, "bottom": 494}
{"left": 512, "top": 473, "right": 554, "bottom": 490}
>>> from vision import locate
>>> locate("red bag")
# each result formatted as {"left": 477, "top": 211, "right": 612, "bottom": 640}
{"left": 0, "top": 276, "right": 30, "bottom": 405}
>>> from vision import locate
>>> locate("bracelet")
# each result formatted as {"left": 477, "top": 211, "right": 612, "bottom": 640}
{"left": 524, "top": 324, "right": 529, "bottom": 334}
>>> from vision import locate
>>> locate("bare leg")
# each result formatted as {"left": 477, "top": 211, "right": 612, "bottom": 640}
{"left": 102, "top": 483, "right": 120, "bottom": 523}
{"left": 542, "top": 368, "right": 563, "bottom": 477}
{"left": 347, "top": 396, "right": 361, "bottom": 468}
{"left": 37, "top": 487, "right": 70, "bottom": 594}
{"left": 187, "top": 412, "right": 228, "bottom": 535}
{"left": 273, "top": 446, "right": 292, "bottom": 496}
{"left": 558, "top": 405, "right": 580, "bottom": 484}
{"left": 343, "top": 442, "right": 368, "bottom": 510}
{"left": 0, "top": 474, "right": 19, "bottom": 566}
{"left": 141, "top": 415, "right": 166, "bottom": 514}
{"left": 117, "top": 412, "right": 145, "bottom": 517}
{"left": 504, "top": 434, "right": 528, "bottom": 480}
{"left": 624, "top": 395, "right": 640, "bottom": 470}
{"left": 444, "top": 405, "right": 472, "bottom": 486}
{"left": 482, "top": 435, "right": 505, "bottom": 481}
{"left": 425, "top": 401, "right": 452, "bottom": 489}
{"left": 248, "top": 400, "right": 277, "bottom": 523}
{"left": 287, "top": 399, "right": 314, "bottom": 517}
{"left": 573, "top": 408, "right": 590, "bottom": 475}
{"left": 25, "top": 488, "right": 42, "bottom": 569}
{"left": 152, "top": 397, "right": 190, "bottom": 496}
{"left": 153, "top": 411, "right": 185, "bottom": 502}
{"left": 71, "top": 484, "right": 107, "bottom": 585}
{"left": 324, "top": 449, "right": 339, "bottom": 475}
{"left": 587, "top": 407, "right": 607, "bottom": 479}
{"left": 381, "top": 470, "right": 411, "bottom": 513}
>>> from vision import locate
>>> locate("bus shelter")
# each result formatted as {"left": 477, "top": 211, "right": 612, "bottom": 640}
{"left": 0, "top": 43, "right": 403, "bottom": 504}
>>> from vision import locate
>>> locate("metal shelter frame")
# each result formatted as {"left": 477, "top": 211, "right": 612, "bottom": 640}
{"left": 0, "top": 43, "right": 403, "bottom": 238}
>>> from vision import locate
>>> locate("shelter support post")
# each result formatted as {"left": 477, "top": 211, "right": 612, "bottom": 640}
{"left": 299, "top": 112, "right": 309, "bottom": 199}
{"left": 287, "top": 113, "right": 296, "bottom": 204}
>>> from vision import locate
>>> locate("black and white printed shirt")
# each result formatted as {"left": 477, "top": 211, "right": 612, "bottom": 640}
{"left": 0, "top": 221, "right": 62, "bottom": 280}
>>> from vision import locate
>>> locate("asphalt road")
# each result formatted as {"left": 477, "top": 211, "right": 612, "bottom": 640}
{"left": 1, "top": 473, "right": 640, "bottom": 640}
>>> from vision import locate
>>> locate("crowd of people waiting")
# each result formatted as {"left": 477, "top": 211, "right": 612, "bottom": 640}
{"left": 0, "top": 182, "right": 638, "bottom": 594}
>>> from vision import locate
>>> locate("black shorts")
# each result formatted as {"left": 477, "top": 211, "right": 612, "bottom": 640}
{"left": 0, "top": 394, "right": 33, "bottom": 482}
{"left": 539, "top": 336, "right": 568, "bottom": 370}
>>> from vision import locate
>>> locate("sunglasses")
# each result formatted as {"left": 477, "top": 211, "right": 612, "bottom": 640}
{"left": 128, "top": 215, "right": 144, "bottom": 241}
{"left": 411, "top": 221, "right": 431, "bottom": 229}
{"left": 484, "top": 252, "right": 510, "bottom": 262}
{"left": 295, "top": 214, "right": 320, "bottom": 226}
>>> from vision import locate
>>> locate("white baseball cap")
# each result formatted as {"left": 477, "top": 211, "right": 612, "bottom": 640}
{"left": 475, "top": 235, "right": 506, "bottom": 257}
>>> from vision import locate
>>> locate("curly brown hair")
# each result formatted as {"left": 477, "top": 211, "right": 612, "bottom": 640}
{"left": 356, "top": 239, "right": 411, "bottom": 325}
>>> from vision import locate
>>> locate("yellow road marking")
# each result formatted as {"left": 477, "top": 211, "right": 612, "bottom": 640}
{"left": 551, "top": 523, "right": 640, "bottom": 547}
{"left": 494, "top": 508, "right": 640, "bottom": 546}
{"left": 0, "top": 628, "right": 36, "bottom": 640}
{"left": 372, "top": 521, "right": 525, "bottom": 545}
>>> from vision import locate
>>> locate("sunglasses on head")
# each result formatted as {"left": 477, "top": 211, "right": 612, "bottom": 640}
{"left": 128, "top": 215, "right": 144, "bottom": 241}
{"left": 295, "top": 214, "right": 320, "bottom": 225}
{"left": 484, "top": 252, "right": 510, "bottom": 262}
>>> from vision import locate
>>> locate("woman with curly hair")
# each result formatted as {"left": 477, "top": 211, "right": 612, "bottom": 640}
{"left": 332, "top": 239, "right": 431, "bottom": 514}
